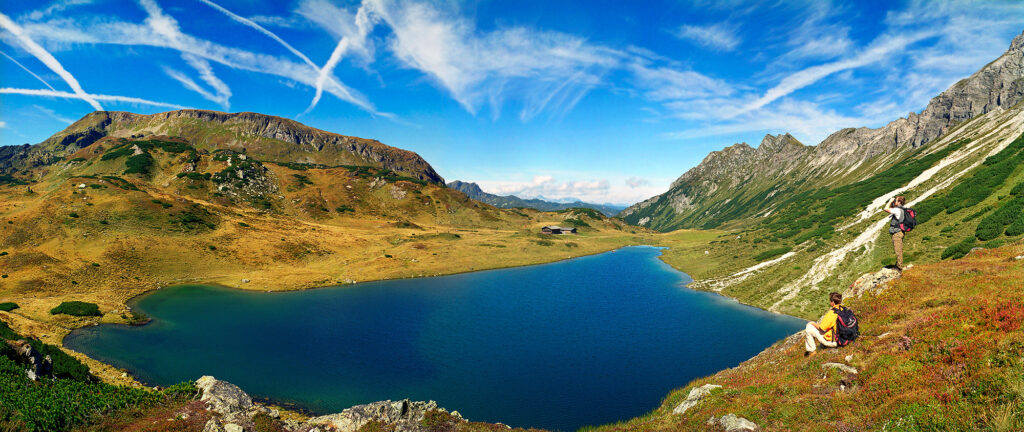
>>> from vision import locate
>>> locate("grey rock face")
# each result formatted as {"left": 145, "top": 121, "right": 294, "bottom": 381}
{"left": 707, "top": 413, "right": 760, "bottom": 431}
{"left": 4, "top": 340, "right": 53, "bottom": 380}
{"left": 672, "top": 383, "right": 722, "bottom": 415}
{"left": 196, "top": 376, "right": 254, "bottom": 418}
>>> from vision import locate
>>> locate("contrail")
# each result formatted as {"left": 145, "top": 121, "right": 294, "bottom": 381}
{"left": 196, "top": 0, "right": 317, "bottom": 69}
{"left": 1, "top": 88, "right": 190, "bottom": 110}
{"left": 1, "top": 50, "right": 56, "bottom": 91}
{"left": 0, "top": 12, "right": 103, "bottom": 110}
{"left": 303, "top": 38, "right": 350, "bottom": 115}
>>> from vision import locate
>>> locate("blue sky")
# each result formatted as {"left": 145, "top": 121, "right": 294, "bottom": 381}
{"left": 1, "top": 0, "right": 1023, "bottom": 205}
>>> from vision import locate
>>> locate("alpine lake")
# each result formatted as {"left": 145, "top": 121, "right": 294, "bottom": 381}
{"left": 65, "top": 246, "right": 804, "bottom": 431}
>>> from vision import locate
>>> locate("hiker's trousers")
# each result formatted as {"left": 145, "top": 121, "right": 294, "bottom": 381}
{"left": 804, "top": 322, "right": 837, "bottom": 352}
{"left": 891, "top": 231, "right": 905, "bottom": 268}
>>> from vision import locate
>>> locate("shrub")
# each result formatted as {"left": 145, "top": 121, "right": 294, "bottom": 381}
{"left": 753, "top": 247, "right": 792, "bottom": 261}
{"left": 123, "top": 152, "right": 154, "bottom": 175}
{"left": 975, "top": 197, "right": 1024, "bottom": 241}
{"left": 535, "top": 240, "right": 554, "bottom": 246}
{"left": 237, "top": 222, "right": 250, "bottom": 227}
{"left": 151, "top": 199, "right": 173, "bottom": 209}
{"left": 68, "top": 212, "right": 79, "bottom": 218}
{"left": 1005, "top": 215, "right": 1024, "bottom": 237}
{"left": 0, "top": 251, "right": 6, "bottom": 256}
{"left": 336, "top": 205, "right": 355, "bottom": 213}
{"left": 0, "top": 302, "right": 18, "bottom": 312}
{"left": 87, "top": 184, "right": 105, "bottom": 190}
{"left": 941, "top": 237, "right": 976, "bottom": 260}
{"left": 176, "top": 172, "right": 211, "bottom": 181}
{"left": 563, "top": 218, "right": 590, "bottom": 228}
{"left": 292, "top": 174, "right": 314, "bottom": 186}
{"left": 49, "top": 301, "right": 102, "bottom": 317}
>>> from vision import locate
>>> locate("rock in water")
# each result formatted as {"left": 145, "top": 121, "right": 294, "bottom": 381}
{"left": 306, "top": 399, "right": 448, "bottom": 432}
{"left": 196, "top": 376, "right": 254, "bottom": 417}
{"left": 672, "top": 384, "right": 722, "bottom": 415}
{"left": 846, "top": 267, "right": 902, "bottom": 298}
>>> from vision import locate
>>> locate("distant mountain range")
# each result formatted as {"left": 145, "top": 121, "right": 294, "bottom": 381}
{"left": 447, "top": 180, "right": 625, "bottom": 216}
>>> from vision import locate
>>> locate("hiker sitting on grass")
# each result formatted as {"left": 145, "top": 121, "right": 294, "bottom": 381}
{"left": 804, "top": 292, "right": 846, "bottom": 357}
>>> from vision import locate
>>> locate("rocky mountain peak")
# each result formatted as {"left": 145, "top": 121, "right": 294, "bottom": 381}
{"left": 757, "top": 133, "right": 804, "bottom": 153}
{"left": 1011, "top": 29, "right": 1024, "bottom": 51}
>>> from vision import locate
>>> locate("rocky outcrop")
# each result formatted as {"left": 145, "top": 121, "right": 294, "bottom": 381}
{"left": 707, "top": 413, "right": 759, "bottom": 431}
{"left": 307, "top": 399, "right": 461, "bottom": 432}
{"left": 622, "top": 30, "right": 1024, "bottom": 231}
{"left": 196, "top": 376, "right": 255, "bottom": 418}
{"left": 4, "top": 339, "right": 53, "bottom": 381}
{"left": 845, "top": 267, "right": 903, "bottom": 298}
{"left": 2, "top": 110, "right": 444, "bottom": 184}
{"left": 193, "top": 376, "right": 466, "bottom": 432}
{"left": 672, "top": 384, "right": 721, "bottom": 415}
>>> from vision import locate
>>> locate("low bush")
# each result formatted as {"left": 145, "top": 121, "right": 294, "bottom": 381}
{"left": 292, "top": 174, "right": 314, "bottom": 186}
{"left": 563, "top": 218, "right": 590, "bottom": 228}
{"left": 941, "top": 237, "right": 976, "bottom": 260}
{"left": 0, "top": 302, "right": 18, "bottom": 312}
{"left": 753, "top": 247, "right": 792, "bottom": 261}
{"left": 68, "top": 212, "right": 79, "bottom": 218}
{"left": 975, "top": 197, "right": 1024, "bottom": 241}
{"left": 176, "top": 172, "right": 212, "bottom": 181}
{"left": 49, "top": 301, "right": 102, "bottom": 317}
{"left": 336, "top": 205, "right": 355, "bottom": 213}
{"left": 123, "top": 152, "right": 154, "bottom": 175}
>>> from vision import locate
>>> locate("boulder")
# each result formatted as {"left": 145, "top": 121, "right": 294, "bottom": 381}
{"left": 672, "top": 384, "right": 722, "bottom": 415}
{"left": 707, "top": 413, "right": 759, "bottom": 431}
{"left": 846, "top": 267, "right": 901, "bottom": 298}
{"left": 196, "top": 376, "right": 254, "bottom": 418}
{"left": 202, "top": 419, "right": 224, "bottom": 432}
{"left": 822, "top": 362, "right": 859, "bottom": 375}
{"left": 306, "top": 399, "right": 450, "bottom": 432}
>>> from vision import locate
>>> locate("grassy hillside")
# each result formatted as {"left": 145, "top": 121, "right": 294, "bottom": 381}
{"left": 653, "top": 105, "right": 1024, "bottom": 319}
{"left": 589, "top": 242, "right": 1024, "bottom": 431}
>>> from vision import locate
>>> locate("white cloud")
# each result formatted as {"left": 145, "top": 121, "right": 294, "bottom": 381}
{"left": 32, "top": 104, "right": 73, "bottom": 123}
{"left": 364, "top": 0, "right": 620, "bottom": 120}
{"left": 734, "top": 30, "right": 938, "bottom": 117}
{"left": 625, "top": 177, "right": 650, "bottom": 188}
{"left": 0, "top": 49, "right": 56, "bottom": 90}
{"left": 0, "top": 121, "right": 6, "bottom": 128}
{"left": 20, "top": 0, "right": 94, "bottom": 22}
{"left": 628, "top": 60, "right": 734, "bottom": 102}
{"left": 476, "top": 175, "right": 668, "bottom": 205}
{"left": 673, "top": 23, "right": 740, "bottom": 51}
{"left": 1, "top": 87, "right": 190, "bottom": 109}
{"left": 303, "top": 3, "right": 377, "bottom": 115}
{"left": 0, "top": 12, "right": 102, "bottom": 110}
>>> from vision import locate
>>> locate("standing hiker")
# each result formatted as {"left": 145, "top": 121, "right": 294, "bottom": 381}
{"left": 884, "top": 195, "right": 908, "bottom": 271}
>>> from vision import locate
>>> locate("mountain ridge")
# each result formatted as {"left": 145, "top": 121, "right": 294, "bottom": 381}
{"left": 0, "top": 109, "right": 445, "bottom": 184}
{"left": 622, "top": 29, "right": 1024, "bottom": 231}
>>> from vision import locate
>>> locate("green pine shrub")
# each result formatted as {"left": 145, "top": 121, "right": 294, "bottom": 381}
{"left": 49, "top": 301, "right": 102, "bottom": 317}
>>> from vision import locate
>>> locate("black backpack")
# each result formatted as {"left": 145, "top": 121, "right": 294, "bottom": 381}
{"left": 833, "top": 307, "right": 859, "bottom": 346}
{"left": 898, "top": 207, "right": 917, "bottom": 232}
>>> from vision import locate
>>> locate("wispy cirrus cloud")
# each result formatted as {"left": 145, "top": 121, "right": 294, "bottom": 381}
{"left": 163, "top": 54, "right": 231, "bottom": 110}
{"left": 0, "top": 87, "right": 190, "bottom": 109}
{"left": 20, "top": 0, "right": 94, "bottom": 22}
{"left": 0, "top": 11, "right": 102, "bottom": 110}
{"left": 364, "top": 0, "right": 620, "bottom": 120}
{"left": 31, "top": 104, "right": 73, "bottom": 123}
{"left": 197, "top": 0, "right": 318, "bottom": 69}
{"left": 673, "top": 22, "right": 740, "bottom": 51}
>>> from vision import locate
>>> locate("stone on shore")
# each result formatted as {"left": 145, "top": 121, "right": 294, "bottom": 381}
{"left": 672, "top": 384, "right": 722, "bottom": 415}
{"left": 707, "top": 413, "right": 759, "bottom": 431}
{"left": 196, "top": 376, "right": 254, "bottom": 418}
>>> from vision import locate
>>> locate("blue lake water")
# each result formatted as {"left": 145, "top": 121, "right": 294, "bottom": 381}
{"left": 65, "top": 246, "right": 804, "bottom": 431}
